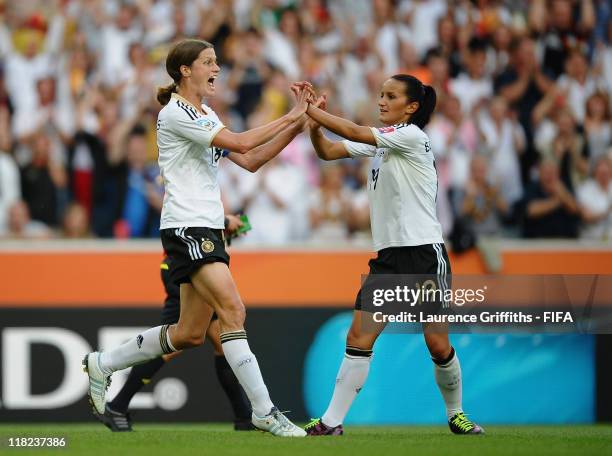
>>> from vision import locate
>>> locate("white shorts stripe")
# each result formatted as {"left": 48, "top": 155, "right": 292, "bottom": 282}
{"left": 176, "top": 227, "right": 198, "bottom": 260}
{"left": 433, "top": 243, "right": 449, "bottom": 308}
{"left": 185, "top": 231, "right": 203, "bottom": 259}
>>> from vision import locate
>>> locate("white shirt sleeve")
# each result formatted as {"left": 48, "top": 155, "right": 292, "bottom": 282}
{"left": 168, "top": 112, "right": 225, "bottom": 148}
{"left": 343, "top": 139, "right": 377, "bottom": 157}
{"left": 371, "top": 124, "right": 425, "bottom": 155}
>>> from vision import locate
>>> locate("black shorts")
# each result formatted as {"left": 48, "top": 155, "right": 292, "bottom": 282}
{"left": 355, "top": 243, "right": 451, "bottom": 311}
{"left": 160, "top": 256, "right": 218, "bottom": 325}
{"left": 160, "top": 227, "right": 229, "bottom": 287}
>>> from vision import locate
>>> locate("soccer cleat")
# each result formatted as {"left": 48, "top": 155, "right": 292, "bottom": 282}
{"left": 95, "top": 404, "right": 133, "bottom": 432}
{"left": 251, "top": 407, "right": 306, "bottom": 437}
{"left": 304, "top": 417, "right": 344, "bottom": 436}
{"left": 448, "top": 412, "right": 484, "bottom": 435}
{"left": 82, "top": 352, "right": 112, "bottom": 415}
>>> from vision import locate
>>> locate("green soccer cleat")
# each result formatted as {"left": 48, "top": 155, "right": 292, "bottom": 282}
{"left": 448, "top": 412, "right": 484, "bottom": 435}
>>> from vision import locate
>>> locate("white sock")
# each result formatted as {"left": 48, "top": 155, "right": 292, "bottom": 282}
{"left": 433, "top": 347, "right": 463, "bottom": 419}
{"left": 220, "top": 331, "right": 274, "bottom": 417}
{"left": 99, "top": 325, "right": 175, "bottom": 374}
{"left": 321, "top": 347, "right": 373, "bottom": 427}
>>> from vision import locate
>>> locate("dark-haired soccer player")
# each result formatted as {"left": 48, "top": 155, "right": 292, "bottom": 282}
{"left": 298, "top": 76, "right": 483, "bottom": 435}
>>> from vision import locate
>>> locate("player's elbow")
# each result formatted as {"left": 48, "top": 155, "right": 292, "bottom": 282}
{"left": 234, "top": 142, "right": 250, "bottom": 155}
{"left": 244, "top": 161, "right": 260, "bottom": 173}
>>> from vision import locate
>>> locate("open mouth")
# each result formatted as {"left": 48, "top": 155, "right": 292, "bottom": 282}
{"left": 207, "top": 77, "right": 216, "bottom": 89}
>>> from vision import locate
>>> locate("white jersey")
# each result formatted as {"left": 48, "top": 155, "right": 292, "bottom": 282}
{"left": 157, "top": 93, "right": 226, "bottom": 229}
{"left": 343, "top": 123, "right": 444, "bottom": 251}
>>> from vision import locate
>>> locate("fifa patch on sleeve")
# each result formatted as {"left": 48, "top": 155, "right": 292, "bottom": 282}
{"left": 378, "top": 126, "right": 396, "bottom": 134}
{"left": 195, "top": 118, "right": 217, "bottom": 131}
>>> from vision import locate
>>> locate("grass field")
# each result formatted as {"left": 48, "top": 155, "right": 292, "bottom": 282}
{"left": 0, "top": 424, "right": 611, "bottom": 456}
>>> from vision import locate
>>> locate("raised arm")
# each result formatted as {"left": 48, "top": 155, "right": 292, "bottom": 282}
{"left": 212, "top": 81, "right": 312, "bottom": 154}
{"left": 305, "top": 104, "right": 376, "bottom": 146}
{"left": 309, "top": 127, "right": 350, "bottom": 161}
{"left": 227, "top": 120, "right": 303, "bottom": 172}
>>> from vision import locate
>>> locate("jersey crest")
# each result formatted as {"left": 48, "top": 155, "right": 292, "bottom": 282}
{"left": 378, "top": 126, "right": 396, "bottom": 134}
{"left": 195, "top": 118, "right": 217, "bottom": 131}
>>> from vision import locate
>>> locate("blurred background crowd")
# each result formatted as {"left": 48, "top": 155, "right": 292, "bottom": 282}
{"left": 0, "top": 0, "right": 610, "bottom": 248}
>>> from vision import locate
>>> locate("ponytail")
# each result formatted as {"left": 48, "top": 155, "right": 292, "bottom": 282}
{"left": 157, "top": 82, "right": 177, "bottom": 106}
{"left": 391, "top": 74, "right": 438, "bottom": 129}
{"left": 410, "top": 85, "right": 436, "bottom": 129}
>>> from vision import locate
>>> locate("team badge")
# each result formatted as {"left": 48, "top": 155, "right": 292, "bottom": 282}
{"left": 378, "top": 126, "right": 395, "bottom": 134}
{"left": 195, "top": 118, "right": 217, "bottom": 131}
{"left": 201, "top": 238, "right": 215, "bottom": 253}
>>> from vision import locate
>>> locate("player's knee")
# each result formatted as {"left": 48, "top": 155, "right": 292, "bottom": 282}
{"left": 218, "top": 299, "right": 246, "bottom": 328}
{"left": 183, "top": 333, "right": 205, "bottom": 348}
{"left": 173, "top": 328, "right": 205, "bottom": 349}
{"left": 346, "top": 327, "right": 374, "bottom": 350}
{"left": 426, "top": 337, "right": 451, "bottom": 360}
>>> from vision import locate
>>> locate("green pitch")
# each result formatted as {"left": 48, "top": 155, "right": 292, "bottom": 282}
{"left": 0, "top": 424, "right": 611, "bottom": 456}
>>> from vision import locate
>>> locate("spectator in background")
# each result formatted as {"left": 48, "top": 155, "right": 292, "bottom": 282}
{"left": 309, "top": 163, "right": 352, "bottom": 242}
{"left": 0, "top": 12, "right": 66, "bottom": 115}
{"left": 434, "top": 14, "right": 463, "bottom": 78}
{"left": 521, "top": 160, "right": 580, "bottom": 238}
{"left": 239, "top": 157, "right": 307, "bottom": 246}
{"left": 12, "top": 74, "right": 74, "bottom": 166}
{"left": 424, "top": 48, "right": 451, "bottom": 104}
{"left": 535, "top": 106, "right": 589, "bottom": 191}
{"left": 583, "top": 91, "right": 611, "bottom": 164}
{"left": 478, "top": 96, "right": 526, "bottom": 206}
{"left": 264, "top": 8, "right": 301, "bottom": 80}
{"left": 62, "top": 202, "right": 91, "bottom": 239}
{"left": 557, "top": 50, "right": 609, "bottom": 124}
{"left": 226, "top": 28, "right": 270, "bottom": 122}
{"left": 577, "top": 156, "right": 612, "bottom": 240}
{"left": 0, "top": 103, "right": 18, "bottom": 235}
{"left": 371, "top": 0, "right": 400, "bottom": 75}
{"left": 488, "top": 24, "right": 513, "bottom": 77}
{"left": 427, "top": 95, "right": 480, "bottom": 197}
{"left": 20, "top": 132, "right": 66, "bottom": 228}
{"left": 530, "top": 0, "right": 595, "bottom": 79}
{"left": 495, "top": 36, "right": 553, "bottom": 150}
{"left": 99, "top": 2, "right": 142, "bottom": 88}
{"left": 347, "top": 160, "right": 372, "bottom": 241}
{"left": 457, "top": 155, "right": 509, "bottom": 237}
{"left": 449, "top": 37, "right": 492, "bottom": 114}
{"left": 3, "top": 200, "right": 52, "bottom": 239}
{"left": 114, "top": 125, "right": 162, "bottom": 239}
{"left": 399, "top": 0, "right": 448, "bottom": 60}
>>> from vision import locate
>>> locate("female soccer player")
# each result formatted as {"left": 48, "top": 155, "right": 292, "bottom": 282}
{"left": 83, "top": 39, "right": 316, "bottom": 437}
{"left": 98, "top": 245, "right": 253, "bottom": 432}
{"left": 299, "top": 75, "right": 483, "bottom": 435}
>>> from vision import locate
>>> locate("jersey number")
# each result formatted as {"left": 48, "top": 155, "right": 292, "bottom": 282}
{"left": 212, "top": 147, "right": 223, "bottom": 165}
{"left": 371, "top": 168, "right": 380, "bottom": 190}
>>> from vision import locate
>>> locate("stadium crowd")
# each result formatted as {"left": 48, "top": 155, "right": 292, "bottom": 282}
{"left": 0, "top": 0, "right": 610, "bottom": 247}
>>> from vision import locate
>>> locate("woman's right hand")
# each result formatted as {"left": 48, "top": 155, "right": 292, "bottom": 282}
{"left": 287, "top": 81, "right": 314, "bottom": 122}
{"left": 305, "top": 94, "right": 327, "bottom": 130}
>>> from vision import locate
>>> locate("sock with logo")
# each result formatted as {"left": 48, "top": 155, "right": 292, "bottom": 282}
{"left": 214, "top": 354, "right": 252, "bottom": 422}
{"left": 99, "top": 325, "right": 176, "bottom": 374}
{"left": 433, "top": 346, "right": 463, "bottom": 419}
{"left": 220, "top": 330, "right": 274, "bottom": 417}
{"left": 321, "top": 346, "right": 373, "bottom": 427}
